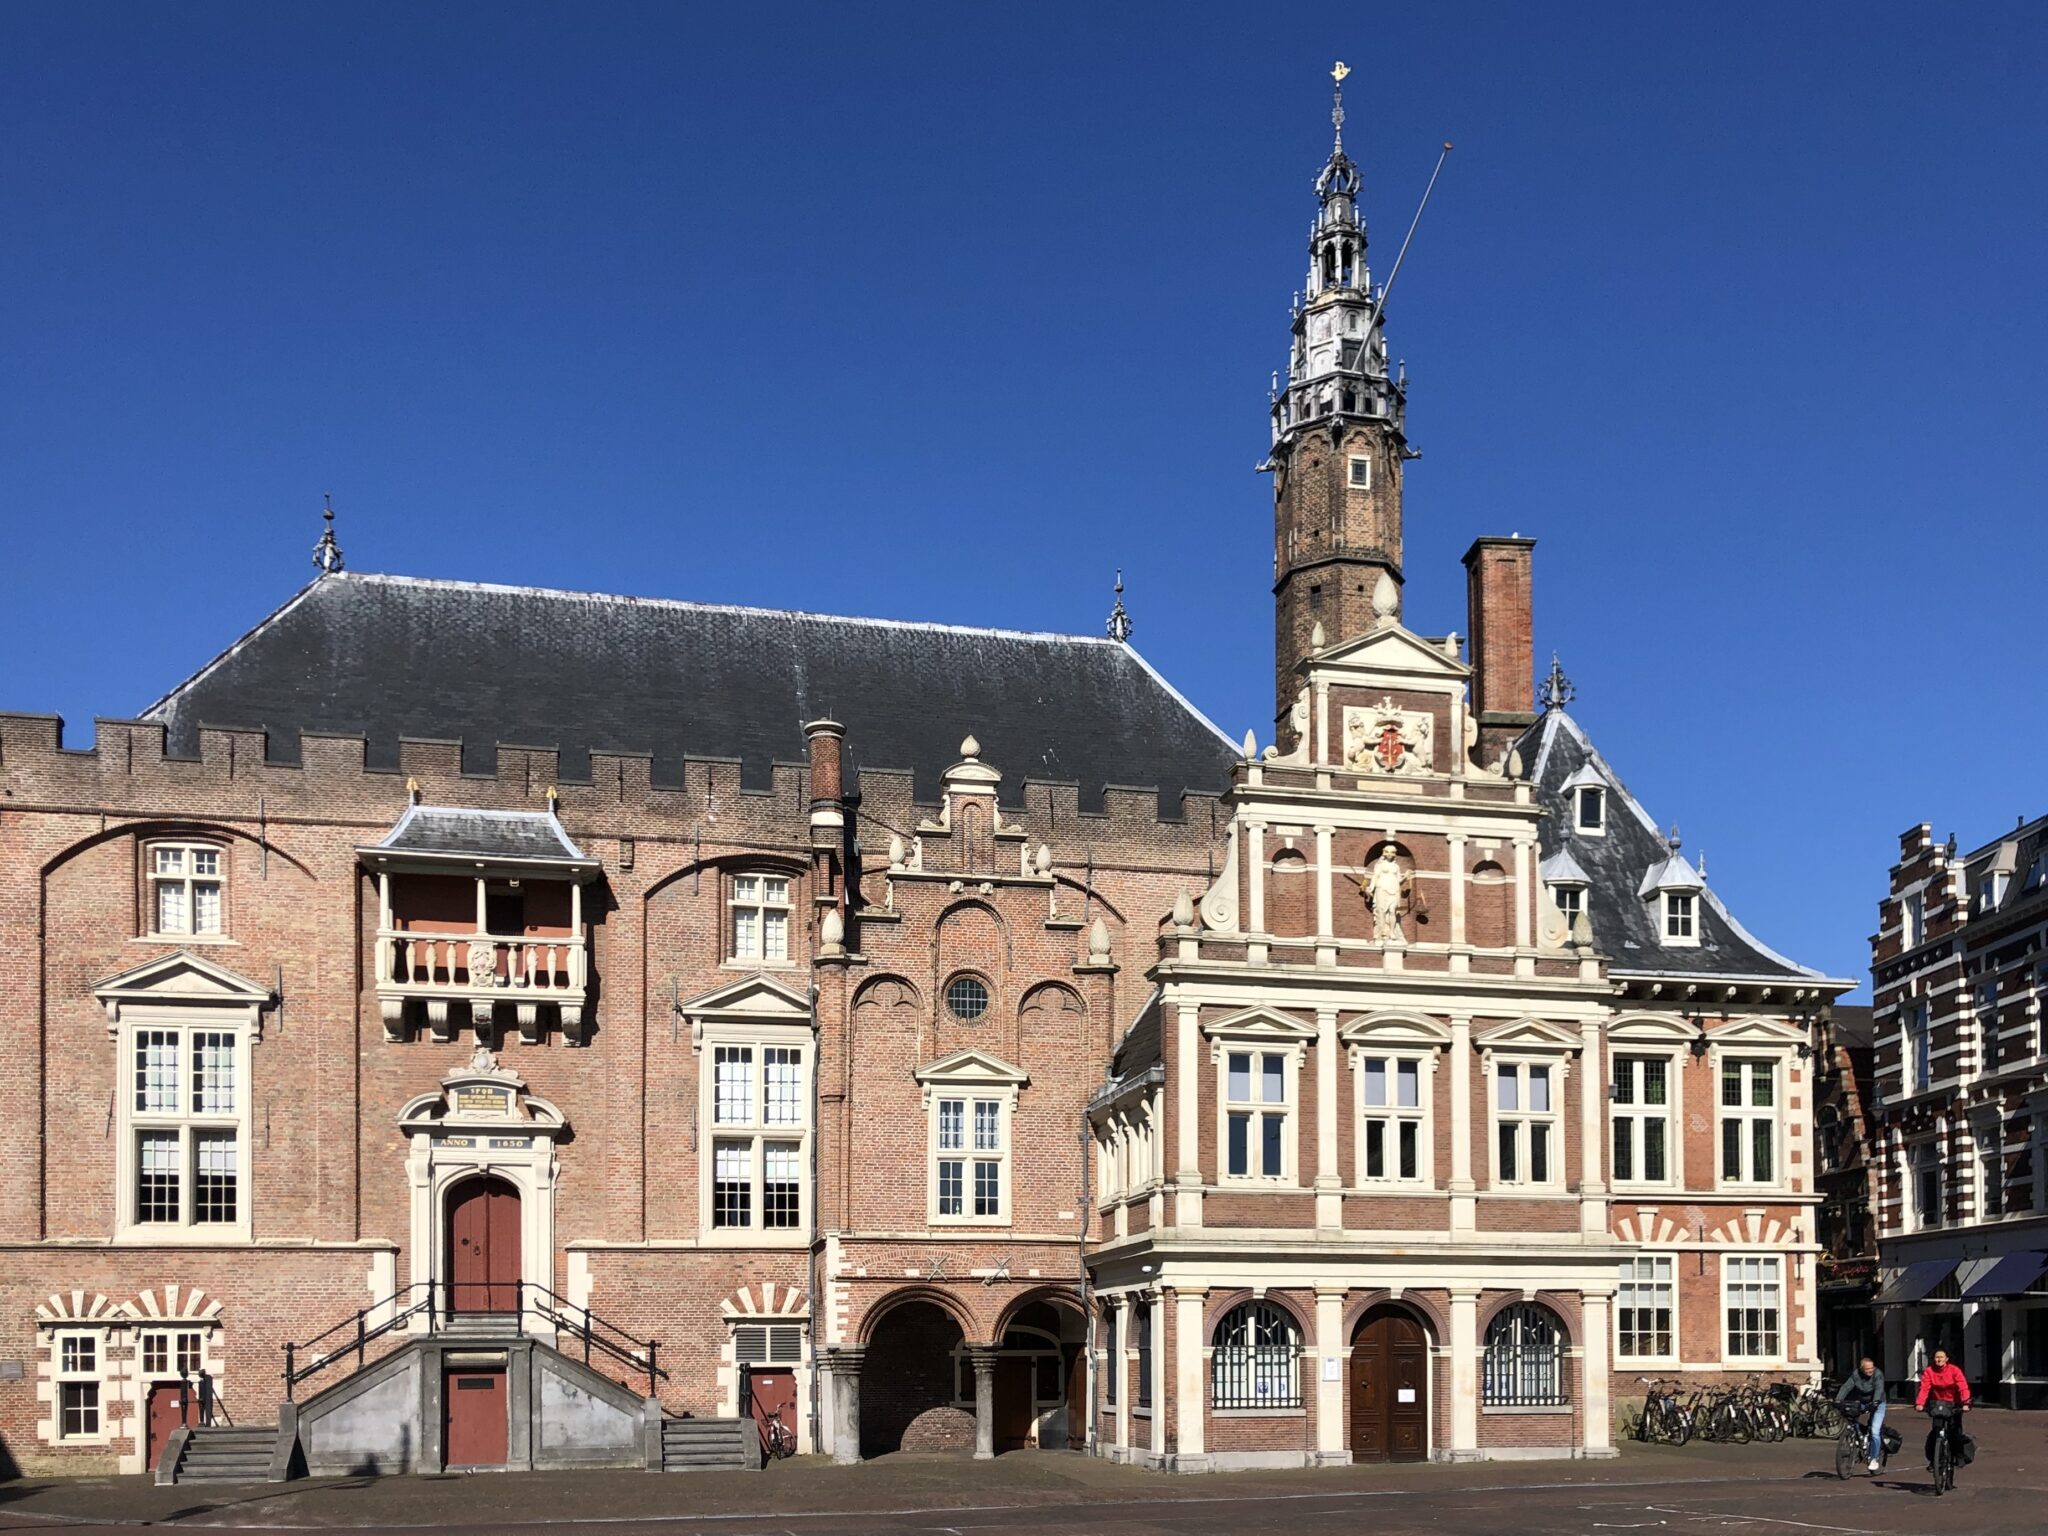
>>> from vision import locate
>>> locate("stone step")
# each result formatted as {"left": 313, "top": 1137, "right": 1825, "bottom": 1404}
{"left": 165, "top": 1426, "right": 281, "bottom": 1485}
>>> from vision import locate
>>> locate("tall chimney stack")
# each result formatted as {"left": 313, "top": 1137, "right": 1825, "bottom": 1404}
{"left": 803, "top": 719, "right": 846, "bottom": 846}
{"left": 1462, "top": 537, "right": 1537, "bottom": 767}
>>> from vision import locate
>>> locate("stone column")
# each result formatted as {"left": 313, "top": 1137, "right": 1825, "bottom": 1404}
{"left": 969, "top": 1348, "right": 999, "bottom": 1459}
{"left": 1174, "top": 1288, "right": 1207, "bottom": 1465}
{"left": 1449, "top": 1017, "right": 1476, "bottom": 1234}
{"left": 1581, "top": 1293, "right": 1613, "bottom": 1454}
{"left": 1316, "top": 1008, "right": 1342, "bottom": 1229}
{"left": 1578, "top": 1019, "right": 1607, "bottom": 1237}
{"left": 819, "top": 1344, "right": 865, "bottom": 1465}
{"left": 1448, "top": 1291, "right": 1479, "bottom": 1459}
{"left": 1314, "top": 823, "right": 1335, "bottom": 966}
{"left": 1315, "top": 1288, "right": 1346, "bottom": 1461}
{"left": 1448, "top": 835, "right": 1468, "bottom": 954}
{"left": 1175, "top": 1003, "right": 1205, "bottom": 1228}
{"left": 1105, "top": 1296, "right": 1129, "bottom": 1454}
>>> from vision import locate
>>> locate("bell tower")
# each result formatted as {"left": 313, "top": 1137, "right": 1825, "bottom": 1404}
{"left": 1269, "top": 63, "right": 1411, "bottom": 731}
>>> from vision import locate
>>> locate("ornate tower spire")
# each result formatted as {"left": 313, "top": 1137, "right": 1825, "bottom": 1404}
{"left": 1268, "top": 64, "right": 1411, "bottom": 737}
{"left": 312, "top": 493, "right": 345, "bottom": 574}
{"left": 1105, "top": 570, "right": 1132, "bottom": 643}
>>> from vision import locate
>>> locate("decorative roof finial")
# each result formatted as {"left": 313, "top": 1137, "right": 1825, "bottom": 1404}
{"left": 1331, "top": 60, "right": 1350, "bottom": 149}
{"left": 1539, "top": 653, "right": 1576, "bottom": 713}
{"left": 1667, "top": 824, "right": 1682, "bottom": 853}
{"left": 312, "top": 493, "right": 345, "bottom": 574}
{"left": 1106, "top": 570, "right": 1132, "bottom": 643}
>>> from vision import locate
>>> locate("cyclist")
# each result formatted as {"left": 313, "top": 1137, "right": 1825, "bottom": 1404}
{"left": 1834, "top": 1355, "right": 1887, "bottom": 1472}
{"left": 1914, "top": 1347, "right": 1971, "bottom": 1475}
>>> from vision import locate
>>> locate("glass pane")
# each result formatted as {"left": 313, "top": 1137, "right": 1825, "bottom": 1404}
{"left": 762, "top": 910, "right": 789, "bottom": 962}
{"left": 155, "top": 881, "right": 186, "bottom": 933}
{"left": 192, "top": 1032, "right": 235, "bottom": 1114}
{"left": 1644, "top": 1058, "right": 1667, "bottom": 1106}
{"left": 1498, "top": 1123, "right": 1517, "bottom": 1182}
{"left": 136, "top": 1030, "right": 180, "bottom": 1113}
{"left": 732, "top": 908, "right": 758, "bottom": 959}
{"left": 190, "top": 848, "right": 219, "bottom": 877}
{"left": 764, "top": 1048, "right": 803, "bottom": 1124}
{"left": 974, "top": 1099, "right": 1000, "bottom": 1151}
{"left": 1613, "top": 1059, "right": 1636, "bottom": 1106}
{"left": 1396, "top": 1060, "right": 1419, "bottom": 1108}
{"left": 1364, "top": 1058, "right": 1386, "bottom": 1107}
{"left": 194, "top": 1132, "right": 237, "bottom": 1223}
{"left": 1365, "top": 1120, "right": 1384, "bottom": 1178}
{"left": 1261, "top": 1113, "right": 1283, "bottom": 1175}
{"left": 937, "top": 1159, "right": 962, "bottom": 1216}
{"left": 973, "top": 1160, "right": 1000, "bottom": 1216}
{"left": 1227, "top": 1053, "right": 1251, "bottom": 1102}
{"left": 1498, "top": 1070, "right": 1519, "bottom": 1112}
{"left": 1752, "top": 1118, "right": 1774, "bottom": 1182}
{"left": 1398, "top": 1120, "right": 1418, "bottom": 1180}
{"left": 1260, "top": 1054, "right": 1284, "bottom": 1104}
{"left": 714, "top": 1047, "right": 753, "bottom": 1123}
{"left": 1614, "top": 1118, "right": 1634, "bottom": 1181}
{"left": 1528, "top": 1066, "right": 1550, "bottom": 1113}
{"left": 939, "top": 1099, "right": 964, "bottom": 1151}
{"left": 1721, "top": 1062, "right": 1741, "bottom": 1107}
{"left": 1228, "top": 1112, "right": 1249, "bottom": 1177}
{"left": 154, "top": 846, "right": 185, "bottom": 874}
{"left": 732, "top": 876, "right": 758, "bottom": 902}
{"left": 762, "top": 877, "right": 789, "bottom": 904}
{"left": 1750, "top": 1063, "right": 1774, "bottom": 1108}
{"left": 192, "top": 882, "right": 222, "bottom": 933}
{"left": 1722, "top": 1117, "right": 1741, "bottom": 1179}
{"left": 1530, "top": 1123, "right": 1550, "bottom": 1183}
{"left": 137, "top": 1131, "right": 181, "bottom": 1222}
{"left": 1644, "top": 1118, "right": 1667, "bottom": 1181}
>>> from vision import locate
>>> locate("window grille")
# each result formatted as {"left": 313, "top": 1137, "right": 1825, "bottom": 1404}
{"left": 945, "top": 974, "right": 989, "bottom": 1021}
{"left": 1482, "top": 1303, "right": 1566, "bottom": 1406}
{"left": 735, "top": 1323, "right": 803, "bottom": 1365}
{"left": 1210, "top": 1301, "right": 1301, "bottom": 1409}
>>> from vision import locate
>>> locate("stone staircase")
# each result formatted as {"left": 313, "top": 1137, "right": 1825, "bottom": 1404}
{"left": 157, "top": 1424, "right": 282, "bottom": 1485}
{"left": 661, "top": 1415, "right": 758, "bottom": 1472}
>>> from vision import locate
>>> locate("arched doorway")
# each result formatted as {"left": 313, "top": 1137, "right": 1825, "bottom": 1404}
{"left": 860, "top": 1298, "right": 969, "bottom": 1456}
{"left": 980, "top": 1300, "right": 1083, "bottom": 1453}
{"left": 1350, "top": 1304, "right": 1429, "bottom": 1461}
{"left": 446, "top": 1175, "right": 521, "bottom": 1314}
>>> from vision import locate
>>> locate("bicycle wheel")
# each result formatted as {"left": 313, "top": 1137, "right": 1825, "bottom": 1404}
{"left": 1834, "top": 1426, "right": 1856, "bottom": 1480}
{"left": 1714, "top": 1401, "right": 1751, "bottom": 1445}
{"left": 1933, "top": 1434, "right": 1950, "bottom": 1495}
{"left": 1670, "top": 1409, "right": 1693, "bottom": 1448}
{"left": 1812, "top": 1400, "right": 1844, "bottom": 1439}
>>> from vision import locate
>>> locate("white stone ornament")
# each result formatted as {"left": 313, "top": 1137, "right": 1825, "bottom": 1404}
{"left": 1242, "top": 728, "right": 1258, "bottom": 761}
{"left": 1088, "top": 918, "right": 1113, "bottom": 965}
{"left": 1341, "top": 701, "right": 1433, "bottom": 776}
{"left": 888, "top": 834, "right": 905, "bottom": 870}
{"left": 1370, "top": 570, "right": 1400, "bottom": 626}
{"left": 1360, "top": 845, "right": 1408, "bottom": 945}
{"left": 1172, "top": 891, "right": 1196, "bottom": 929}
{"left": 959, "top": 734, "right": 980, "bottom": 760}
{"left": 1310, "top": 620, "right": 1326, "bottom": 650}
{"left": 1034, "top": 843, "right": 1053, "bottom": 875}
{"left": 820, "top": 908, "right": 845, "bottom": 953}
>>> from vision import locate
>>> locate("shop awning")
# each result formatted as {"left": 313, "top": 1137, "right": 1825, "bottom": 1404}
{"left": 1874, "top": 1259, "right": 1957, "bottom": 1306}
{"left": 1960, "top": 1251, "right": 2048, "bottom": 1300}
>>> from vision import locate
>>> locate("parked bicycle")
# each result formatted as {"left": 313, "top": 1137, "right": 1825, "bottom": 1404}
{"left": 1634, "top": 1377, "right": 1694, "bottom": 1446}
{"left": 762, "top": 1410, "right": 797, "bottom": 1460}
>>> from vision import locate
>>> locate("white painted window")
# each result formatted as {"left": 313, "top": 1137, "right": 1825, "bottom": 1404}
{"left": 1613, "top": 1054, "right": 1673, "bottom": 1185}
{"left": 1905, "top": 1001, "right": 1931, "bottom": 1094}
{"left": 1910, "top": 1141, "right": 1941, "bottom": 1230}
{"left": 1903, "top": 891, "right": 1925, "bottom": 948}
{"left": 1346, "top": 455, "right": 1372, "bottom": 489}
{"left": 55, "top": 1332, "right": 102, "bottom": 1440}
{"left": 1576, "top": 786, "right": 1605, "bottom": 833}
{"left": 729, "top": 874, "right": 792, "bottom": 963}
{"left": 1617, "top": 1255, "right": 1675, "bottom": 1360}
{"left": 139, "top": 1329, "right": 204, "bottom": 1379}
{"left": 1663, "top": 891, "right": 1697, "bottom": 944}
{"left": 1494, "top": 1060, "right": 1559, "bottom": 1187}
{"left": 1723, "top": 1256, "right": 1782, "bottom": 1360}
{"left": 932, "top": 1093, "right": 1009, "bottom": 1222}
{"left": 1224, "top": 1050, "right": 1290, "bottom": 1181}
{"left": 146, "top": 842, "right": 225, "bottom": 937}
{"left": 1718, "top": 1057, "right": 1779, "bottom": 1186}
{"left": 124, "top": 1021, "right": 246, "bottom": 1231}
{"left": 1551, "top": 884, "right": 1584, "bottom": 926}
{"left": 701, "top": 1030, "right": 810, "bottom": 1236}
{"left": 1358, "top": 1054, "right": 1427, "bottom": 1182}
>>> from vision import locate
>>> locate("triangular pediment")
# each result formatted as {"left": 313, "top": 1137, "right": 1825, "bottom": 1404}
{"left": 913, "top": 1047, "right": 1029, "bottom": 1087}
{"left": 1311, "top": 623, "right": 1470, "bottom": 681}
{"left": 679, "top": 973, "right": 811, "bottom": 1019}
{"left": 94, "top": 950, "right": 274, "bottom": 1031}
{"left": 1474, "top": 1016, "right": 1582, "bottom": 1053}
{"left": 1199, "top": 1005, "right": 1320, "bottom": 1041}
{"left": 1705, "top": 1016, "right": 1810, "bottom": 1049}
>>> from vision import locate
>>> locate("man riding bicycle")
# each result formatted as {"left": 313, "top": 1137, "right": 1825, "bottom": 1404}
{"left": 1834, "top": 1355, "right": 1887, "bottom": 1472}
{"left": 1915, "top": 1347, "right": 1971, "bottom": 1475}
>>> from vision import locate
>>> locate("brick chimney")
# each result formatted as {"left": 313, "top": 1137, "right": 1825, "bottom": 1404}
{"left": 1462, "top": 537, "right": 1537, "bottom": 767}
{"left": 803, "top": 719, "right": 846, "bottom": 846}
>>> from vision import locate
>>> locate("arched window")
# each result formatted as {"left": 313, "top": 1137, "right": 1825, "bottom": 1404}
{"left": 1211, "top": 1301, "right": 1301, "bottom": 1409}
{"left": 1482, "top": 1303, "right": 1567, "bottom": 1407}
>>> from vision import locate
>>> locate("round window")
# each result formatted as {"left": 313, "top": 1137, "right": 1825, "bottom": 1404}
{"left": 945, "top": 975, "right": 990, "bottom": 1022}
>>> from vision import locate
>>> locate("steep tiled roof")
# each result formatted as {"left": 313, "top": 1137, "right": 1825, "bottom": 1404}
{"left": 143, "top": 573, "right": 1238, "bottom": 810}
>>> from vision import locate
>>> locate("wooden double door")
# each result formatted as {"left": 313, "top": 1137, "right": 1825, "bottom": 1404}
{"left": 1348, "top": 1306, "right": 1430, "bottom": 1462}
{"left": 447, "top": 1176, "right": 521, "bottom": 1314}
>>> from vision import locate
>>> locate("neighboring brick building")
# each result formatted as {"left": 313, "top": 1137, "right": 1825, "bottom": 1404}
{"left": 1869, "top": 819, "right": 2048, "bottom": 1406}
{"left": 0, "top": 71, "right": 1849, "bottom": 1479}
{"left": 1813, "top": 1005, "right": 1878, "bottom": 1378}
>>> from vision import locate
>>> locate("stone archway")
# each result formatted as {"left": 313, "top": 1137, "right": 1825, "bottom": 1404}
{"left": 859, "top": 1296, "right": 971, "bottom": 1457}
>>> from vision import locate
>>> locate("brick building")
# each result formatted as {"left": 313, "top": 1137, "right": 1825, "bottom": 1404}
{"left": 1813, "top": 1005, "right": 1878, "bottom": 1378}
{"left": 0, "top": 72, "right": 1849, "bottom": 1478}
{"left": 1868, "top": 819, "right": 2048, "bottom": 1406}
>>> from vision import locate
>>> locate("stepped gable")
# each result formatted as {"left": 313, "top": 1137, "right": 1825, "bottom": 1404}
{"left": 1521, "top": 708, "right": 1836, "bottom": 983}
{"left": 142, "top": 572, "right": 1238, "bottom": 810}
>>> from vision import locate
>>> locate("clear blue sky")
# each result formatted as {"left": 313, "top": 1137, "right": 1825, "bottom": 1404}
{"left": 4, "top": 4, "right": 2043, "bottom": 994}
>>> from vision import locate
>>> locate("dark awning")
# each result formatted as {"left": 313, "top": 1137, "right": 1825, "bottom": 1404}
{"left": 1961, "top": 1251, "right": 2048, "bottom": 1300}
{"left": 1874, "top": 1259, "right": 1957, "bottom": 1306}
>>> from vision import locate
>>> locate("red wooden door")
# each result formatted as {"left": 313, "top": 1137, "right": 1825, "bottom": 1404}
{"left": 993, "top": 1357, "right": 1033, "bottom": 1452}
{"left": 442, "top": 1368, "right": 508, "bottom": 1467}
{"left": 1065, "top": 1346, "right": 1086, "bottom": 1449}
{"left": 144, "top": 1382, "right": 194, "bottom": 1473}
{"left": 746, "top": 1368, "right": 797, "bottom": 1452}
{"left": 448, "top": 1177, "right": 521, "bottom": 1313}
{"left": 1350, "top": 1307, "right": 1429, "bottom": 1462}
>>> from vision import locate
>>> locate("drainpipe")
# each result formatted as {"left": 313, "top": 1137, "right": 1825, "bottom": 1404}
{"left": 1077, "top": 1111, "right": 1093, "bottom": 1455}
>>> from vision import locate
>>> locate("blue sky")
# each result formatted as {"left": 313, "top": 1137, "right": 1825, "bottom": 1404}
{"left": 3, "top": 4, "right": 2043, "bottom": 993}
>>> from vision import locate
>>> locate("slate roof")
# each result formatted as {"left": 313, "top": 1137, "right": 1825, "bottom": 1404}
{"left": 364, "top": 804, "right": 594, "bottom": 867}
{"left": 143, "top": 573, "right": 1238, "bottom": 810}
{"left": 1520, "top": 709, "right": 1847, "bottom": 984}
{"left": 1957, "top": 814, "right": 2048, "bottom": 921}
{"left": 1091, "top": 989, "right": 1164, "bottom": 1109}
{"left": 1829, "top": 1003, "right": 1874, "bottom": 1050}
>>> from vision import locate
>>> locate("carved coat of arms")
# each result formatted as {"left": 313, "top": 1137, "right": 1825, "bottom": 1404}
{"left": 1341, "top": 701, "right": 1433, "bottom": 776}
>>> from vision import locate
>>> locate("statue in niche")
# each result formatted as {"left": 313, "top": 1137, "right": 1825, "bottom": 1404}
{"left": 1359, "top": 845, "right": 1411, "bottom": 945}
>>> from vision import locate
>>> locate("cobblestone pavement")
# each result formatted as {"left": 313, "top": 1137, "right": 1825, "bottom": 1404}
{"left": 0, "top": 1410, "right": 2041, "bottom": 1534}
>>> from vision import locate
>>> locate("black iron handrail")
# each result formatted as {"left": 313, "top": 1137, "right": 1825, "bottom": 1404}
{"left": 282, "top": 1279, "right": 666, "bottom": 1400}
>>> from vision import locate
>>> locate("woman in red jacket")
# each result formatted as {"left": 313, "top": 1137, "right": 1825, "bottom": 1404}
{"left": 1915, "top": 1348, "right": 1971, "bottom": 1474}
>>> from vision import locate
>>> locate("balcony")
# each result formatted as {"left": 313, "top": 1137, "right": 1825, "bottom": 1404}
{"left": 374, "top": 929, "right": 589, "bottom": 1044}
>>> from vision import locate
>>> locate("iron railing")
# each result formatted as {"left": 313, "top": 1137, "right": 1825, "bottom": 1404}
{"left": 1211, "top": 1345, "right": 1301, "bottom": 1410}
{"left": 282, "top": 1279, "right": 666, "bottom": 1399}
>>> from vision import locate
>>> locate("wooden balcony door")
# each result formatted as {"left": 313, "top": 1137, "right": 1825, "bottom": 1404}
{"left": 447, "top": 1176, "right": 521, "bottom": 1314}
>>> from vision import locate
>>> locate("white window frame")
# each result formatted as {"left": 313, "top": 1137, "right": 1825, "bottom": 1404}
{"left": 1616, "top": 1254, "right": 1677, "bottom": 1364}
{"left": 1216, "top": 1044, "right": 1301, "bottom": 1185}
{"left": 1352, "top": 1049, "right": 1434, "bottom": 1186}
{"left": 1611, "top": 1049, "right": 1680, "bottom": 1189}
{"left": 1721, "top": 1255, "right": 1784, "bottom": 1363}
{"left": 728, "top": 872, "right": 795, "bottom": 966}
{"left": 115, "top": 1015, "right": 254, "bottom": 1242}
{"left": 918, "top": 1058, "right": 1023, "bottom": 1228}
{"left": 1550, "top": 883, "right": 1585, "bottom": 928}
{"left": 1716, "top": 1053, "right": 1783, "bottom": 1190}
{"left": 52, "top": 1329, "right": 108, "bottom": 1443}
{"left": 1346, "top": 454, "right": 1372, "bottom": 490}
{"left": 1902, "top": 890, "right": 1925, "bottom": 949}
{"left": 1661, "top": 890, "right": 1699, "bottom": 946}
{"left": 144, "top": 840, "right": 228, "bottom": 940}
{"left": 696, "top": 1021, "right": 811, "bottom": 1245}
{"left": 1575, "top": 785, "right": 1606, "bottom": 835}
{"left": 1904, "top": 1000, "right": 1932, "bottom": 1095}
{"left": 1907, "top": 1138, "right": 1942, "bottom": 1232}
{"left": 1489, "top": 1056, "right": 1564, "bottom": 1190}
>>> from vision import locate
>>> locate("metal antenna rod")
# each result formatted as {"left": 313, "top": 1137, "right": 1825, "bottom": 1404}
{"left": 1364, "top": 142, "right": 1453, "bottom": 344}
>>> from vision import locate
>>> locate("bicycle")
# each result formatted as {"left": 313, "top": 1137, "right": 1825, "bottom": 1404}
{"left": 1928, "top": 1401, "right": 1962, "bottom": 1496}
{"left": 1635, "top": 1377, "right": 1692, "bottom": 1446}
{"left": 1834, "top": 1404, "right": 1886, "bottom": 1480}
{"left": 762, "top": 1410, "right": 797, "bottom": 1460}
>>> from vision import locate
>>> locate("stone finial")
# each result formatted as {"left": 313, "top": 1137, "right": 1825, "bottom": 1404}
{"left": 1242, "top": 729, "right": 1258, "bottom": 761}
{"left": 1504, "top": 747, "right": 1523, "bottom": 779}
{"left": 1667, "top": 824, "right": 1682, "bottom": 853}
{"left": 312, "top": 493, "right": 345, "bottom": 574}
{"left": 1370, "top": 570, "right": 1400, "bottom": 625}
{"left": 959, "top": 734, "right": 980, "bottom": 760}
{"left": 1571, "top": 910, "right": 1593, "bottom": 948}
{"left": 1310, "top": 620, "right": 1326, "bottom": 650}
{"left": 1088, "top": 918, "right": 1112, "bottom": 965}
{"left": 819, "top": 907, "right": 845, "bottom": 955}
{"left": 1034, "top": 843, "right": 1053, "bottom": 875}
{"left": 1443, "top": 630, "right": 1460, "bottom": 660}
{"left": 887, "top": 834, "right": 905, "bottom": 870}
{"left": 1171, "top": 891, "right": 1195, "bottom": 929}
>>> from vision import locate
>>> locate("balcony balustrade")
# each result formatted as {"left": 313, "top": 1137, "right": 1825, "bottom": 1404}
{"left": 374, "top": 929, "right": 589, "bottom": 1045}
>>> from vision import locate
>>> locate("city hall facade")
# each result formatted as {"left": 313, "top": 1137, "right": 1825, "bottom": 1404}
{"left": 0, "top": 83, "right": 1850, "bottom": 1478}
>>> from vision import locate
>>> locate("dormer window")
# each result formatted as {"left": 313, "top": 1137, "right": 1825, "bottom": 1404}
{"left": 1576, "top": 787, "right": 1605, "bottom": 832}
{"left": 1663, "top": 892, "right": 1696, "bottom": 943}
{"left": 1553, "top": 885, "right": 1584, "bottom": 926}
